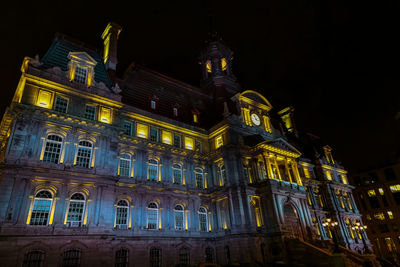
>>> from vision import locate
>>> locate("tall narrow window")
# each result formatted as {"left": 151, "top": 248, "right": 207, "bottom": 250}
{"left": 75, "top": 141, "right": 93, "bottom": 168}
{"left": 115, "top": 200, "right": 129, "bottom": 229}
{"left": 74, "top": 65, "right": 88, "bottom": 84}
{"left": 66, "top": 193, "right": 85, "bottom": 227}
{"left": 216, "top": 136, "right": 223, "bottom": 148}
{"left": 195, "top": 168, "right": 204, "bottom": 189}
{"left": 174, "top": 134, "right": 181, "bottom": 148}
{"left": 173, "top": 164, "right": 183, "bottom": 184}
{"left": 115, "top": 248, "right": 129, "bottom": 267}
{"left": 62, "top": 249, "right": 81, "bottom": 267}
{"left": 123, "top": 121, "right": 133, "bottom": 136}
{"left": 149, "top": 248, "right": 162, "bottom": 267}
{"left": 174, "top": 204, "right": 185, "bottom": 231}
{"left": 151, "top": 100, "right": 156, "bottom": 110}
{"left": 54, "top": 96, "right": 68, "bottom": 113}
{"left": 199, "top": 207, "right": 208, "bottom": 232}
{"left": 179, "top": 247, "right": 189, "bottom": 265}
{"left": 29, "top": 190, "right": 53, "bottom": 226}
{"left": 42, "top": 135, "right": 63, "bottom": 164}
{"left": 147, "top": 202, "right": 159, "bottom": 230}
{"left": 173, "top": 107, "right": 178, "bottom": 117}
{"left": 148, "top": 159, "right": 159, "bottom": 181}
{"left": 22, "top": 250, "right": 45, "bottom": 267}
{"left": 119, "top": 154, "right": 131, "bottom": 177}
{"left": 205, "top": 247, "right": 214, "bottom": 263}
{"left": 84, "top": 105, "right": 96, "bottom": 120}
{"left": 218, "top": 164, "right": 227, "bottom": 186}
{"left": 150, "top": 127, "right": 159, "bottom": 142}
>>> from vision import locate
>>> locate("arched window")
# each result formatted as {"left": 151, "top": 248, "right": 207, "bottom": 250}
{"left": 42, "top": 134, "right": 63, "bottom": 164}
{"left": 195, "top": 168, "right": 204, "bottom": 189}
{"left": 172, "top": 164, "right": 182, "bottom": 184}
{"left": 148, "top": 159, "right": 158, "bottom": 181}
{"left": 179, "top": 247, "right": 189, "bottom": 265}
{"left": 205, "top": 247, "right": 214, "bottom": 263}
{"left": 147, "top": 202, "right": 159, "bottom": 229}
{"left": 115, "top": 200, "right": 129, "bottom": 229}
{"left": 119, "top": 154, "right": 131, "bottom": 177}
{"left": 75, "top": 141, "right": 93, "bottom": 168}
{"left": 115, "top": 248, "right": 129, "bottom": 267}
{"left": 218, "top": 164, "right": 227, "bottom": 186}
{"left": 149, "top": 247, "right": 162, "bottom": 267}
{"left": 62, "top": 249, "right": 81, "bottom": 267}
{"left": 29, "top": 190, "right": 53, "bottom": 226}
{"left": 198, "top": 206, "right": 208, "bottom": 232}
{"left": 66, "top": 193, "right": 86, "bottom": 227}
{"left": 22, "top": 250, "right": 45, "bottom": 267}
{"left": 174, "top": 204, "right": 185, "bottom": 231}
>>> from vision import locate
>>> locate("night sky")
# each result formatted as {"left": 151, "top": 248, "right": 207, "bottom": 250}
{"left": 2, "top": 1, "right": 399, "bottom": 172}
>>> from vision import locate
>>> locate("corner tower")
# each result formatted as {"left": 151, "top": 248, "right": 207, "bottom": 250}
{"left": 199, "top": 32, "right": 241, "bottom": 95}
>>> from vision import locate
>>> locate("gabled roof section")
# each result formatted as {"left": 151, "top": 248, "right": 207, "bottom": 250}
{"left": 68, "top": 52, "right": 97, "bottom": 66}
{"left": 40, "top": 34, "right": 111, "bottom": 87}
{"left": 237, "top": 90, "right": 273, "bottom": 111}
{"left": 256, "top": 138, "right": 301, "bottom": 158}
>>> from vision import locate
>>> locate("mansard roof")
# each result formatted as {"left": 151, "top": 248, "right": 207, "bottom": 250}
{"left": 40, "top": 34, "right": 111, "bottom": 87}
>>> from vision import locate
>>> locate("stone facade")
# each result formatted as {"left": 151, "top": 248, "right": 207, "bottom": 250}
{"left": 0, "top": 22, "right": 373, "bottom": 266}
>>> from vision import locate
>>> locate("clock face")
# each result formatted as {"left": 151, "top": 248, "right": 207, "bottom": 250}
{"left": 251, "top": 113, "right": 261, "bottom": 126}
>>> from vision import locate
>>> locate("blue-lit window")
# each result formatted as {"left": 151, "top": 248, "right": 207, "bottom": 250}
{"left": 29, "top": 190, "right": 53, "bottom": 226}
{"left": 195, "top": 168, "right": 204, "bottom": 189}
{"left": 115, "top": 248, "right": 129, "bottom": 267}
{"left": 84, "top": 105, "right": 96, "bottom": 121}
{"left": 42, "top": 135, "right": 63, "bottom": 164}
{"left": 147, "top": 202, "right": 159, "bottom": 230}
{"left": 54, "top": 96, "right": 68, "bottom": 113}
{"left": 173, "top": 164, "right": 182, "bottom": 184}
{"left": 66, "top": 193, "right": 85, "bottom": 227}
{"left": 174, "top": 204, "right": 184, "bottom": 231}
{"left": 199, "top": 207, "right": 208, "bottom": 232}
{"left": 62, "top": 249, "right": 81, "bottom": 267}
{"left": 22, "top": 250, "right": 45, "bottom": 267}
{"left": 115, "top": 200, "right": 129, "bottom": 229}
{"left": 75, "top": 141, "right": 93, "bottom": 168}
{"left": 119, "top": 154, "right": 131, "bottom": 177}
{"left": 148, "top": 159, "right": 158, "bottom": 181}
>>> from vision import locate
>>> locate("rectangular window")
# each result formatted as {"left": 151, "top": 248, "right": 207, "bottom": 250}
{"left": 74, "top": 65, "right": 88, "bottom": 84}
{"left": 195, "top": 140, "right": 202, "bottom": 152}
{"left": 136, "top": 123, "right": 149, "bottom": 139}
{"left": 199, "top": 213, "right": 207, "bottom": 231}
{"left": 100, "top": 106, "right": 112, "bottom": 124}
{"left": 36, "top": 90, "right": 52, "bottom": 108}
{"left": 84, "top": 105, "right": 96, "bottom": 120}
{"left": 147, "top": 209, "right": 158, "bottom": 229}
{"left": 54, "top": 96, "right": 68, "bottom": 113}
{"left": 76, "top": 146, "right": 92, "bottom": 168}
{"left": 150, "top": 127, "right": 159, "bottom": 142}
{"left": 162, "top": 130, "right": 172, "bottom": 145}
{"left": 185, "top": 137, "right": 194, "bottom": 150}
{"left": 216, "top": 136, "right": 223, "bottom": 149}
{"left": 30, "top": 199, "right": 52, "bottom": 225}
{"left": 174, "top": 134, "right": 181, "bottom": 148}
{"left": 116, "top": 207, "right": 128, "bottom": 227}
{"left": 66, "top": 201, "right": 84, "bottom": 227}
{"left": 119, "top": 155, "right": 131, "bottom": 177}
{"left": 175, "top": 211, "right": 184, "bottom": 230}
{"left": 151, "top": 100, "right": 156, "bottom": 109}
{"left": 123, "top": 121, "right": 133, "bottom": 136}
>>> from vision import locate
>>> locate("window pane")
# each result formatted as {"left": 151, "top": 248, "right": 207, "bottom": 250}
{"left": 147, "top": 209, "right": 158, "bottom": 229}
{"left": 54, "top": 96, "right": 68, "bottom": 113}
{"left": 30, "top": 192, "right": 52, "bottom": 226}
{"left": 76, "top": 144, "right": 92, "bottom": 168}
{"left": 115, "top": 249, "right": 129, "bottom": 267}
{"left": 67, "top": 200, "right": 84, "bottom": 227}
{"left": 119, "top": 155, "right": 131, "bottom": 177}
{"left": 23, "top": 250, "right": 45, "bottom": 267}
{"left": 150, "top": 128, "right": 159, "bottom": 142}
{"left": 174, "top": 135, "right": 181, "bottom": 148}
{"left": 74, "top": 65, "right": 87, "bottom": 84}
{"left": 150, "top": 248, "right": 161, "bottom": 267}
{"left": 62, "top": 249, "right": 81, "bottom": 267}
{"left": 148, "top": 162, "right": 158, "bottom": 181}
{"left": 84, "top": 105, "right": 96, "bottom": 120}
{"left": 43, "top": 135, "right": 62, "bottom": 164}
{"left": 123, "top": 121, "right": 132, "bottom": 135}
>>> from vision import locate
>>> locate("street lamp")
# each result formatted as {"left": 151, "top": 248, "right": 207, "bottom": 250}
{"left": 323, "top": 218, "right": 340, "bottom": 253}
{"left": 352, "top": 222, "right": 371, "bottom": 254}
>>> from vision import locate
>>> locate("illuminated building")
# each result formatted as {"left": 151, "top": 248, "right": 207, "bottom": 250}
{"left": 350, "top": 161, "right": 400, "bottom": 264}
{"left": 0, "top": 22, "right": 377, "bottom": 266}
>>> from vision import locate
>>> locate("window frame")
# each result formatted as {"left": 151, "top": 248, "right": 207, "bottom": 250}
{"left": 147, "top": 202, "right": 159, "bottom": 230}
{"left": 84, "top": 104, "right": 97, "bottom": 121}
{"left": 42, "top": 134, "right": 63, "bottom": 164}
{"left": 174, "top": 204, "right": 185, "bottom": 231}
{"left": 115, "top": 200, "right": 129, "bottom": 229}
{"left": 66, "top": 193, "right": 86, "bottom": 227}
{"left": 198, "top": 206, "right": 208, "bottom": 232}
{"left": 172, "top": 164, "right": 183, "bottom": 184}
{"left": 195, "top": 168, "right": 204, "bottom": 189}
{"left": 74, "top": 65, "right": 88, "bottom": 84}
{"left": 22, "top": 250, "right": 45, "bottom": 267}
{"left": 148, "top": 159, "right": 159, "bottom": 181}
{"left": 119, "top": 153, "right": 132, "bottom": 177}
{"left": 54, "top": 95, "right": 69, "bottom": 113}
{"left": 75, "top": 140, "right": 93, "bottom": 168}
{"left": 29, "top": 190, "right": 53, "bottom": 226}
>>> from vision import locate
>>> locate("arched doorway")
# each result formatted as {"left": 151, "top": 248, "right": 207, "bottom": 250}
{"left": 283, "top": 203, "right": 303, "bottom": 239}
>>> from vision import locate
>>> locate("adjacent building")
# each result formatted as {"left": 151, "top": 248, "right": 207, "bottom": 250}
{"left": 0, "top": 22, "right": 375, "bottom": 266}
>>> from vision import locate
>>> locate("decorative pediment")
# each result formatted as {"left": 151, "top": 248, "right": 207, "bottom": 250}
{"left": 68, "top": 52, "right": 97, "bottom": 66}
{"left": 256, "top": 138, "right": 301, "bottom": 158}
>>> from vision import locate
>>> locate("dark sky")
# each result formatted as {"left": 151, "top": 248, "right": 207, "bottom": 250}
{"left": 2, "top": 1, "right": 400, "bottom": 172}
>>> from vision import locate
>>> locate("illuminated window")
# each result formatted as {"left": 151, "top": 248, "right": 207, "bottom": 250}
{"left": 54, "top": 96, "right": 68, "bottom": 113}
{"left": 150, "top": 127, "right": 159, "bottom": 142}
{"left": 367, "top": 189, "right": 376, "bottom": 197}
{"left": 29, "top": 190, "right": 53, "bottom": 226}
{"left": 119, "top": 154, "right": 131, "bottom": 177}
{"left": 193, "top": 114, "right": 198, "bottom": 123}
{"left": 42, "top": 135, "right": 63, "bottom": 164}
{"left": 173, "top": 107, "right": 178, "bottom": 116}
{"left": 206, "top": 60, "right": 212, "bottom": 73}
{"left": 136, "top": 123, "right": 149, "bottom": 139}
{"left": 74, "top": 65, "right": 88, "bottom": 84}
{"left": 185, "top": 136, "right": 194, "bottom": 150}
{"left": 75, "top": 141, "right": 93, "bottom": 168}
{"left": 115, "top": 200, "right": 129, "bottom": 229}
{"left": 66, "top": 193, "right": 86, "bottom": 227}
{"left": 195, "top": 168, "right": 204, "bottom": 189}
{"left": 173, "top": 134, "right": 181, "bottom": 148}
{"left": 148, "top": 159, "right": 159, "bottom": 181}
{"left": 303, "top": 167, "right": 311, "bottom": 178}
{"left": 216, "top": 136, "right": 223, "bottom": 149}
{"left": 195, "top": 140, "right": 202, "bottom": 152}
{"left": 149, "top": 247, "right": 161, "bottom": 267}
{"left": 388, "top": 211, "right": 394, "bottom": 219}
{"left": 218, "top": 164, "right": 227, "bottom": 186}
{"left": 123, "top": 121, "right": 132, "bottom": 136}
{"left": 378, "top": 188, "right": 385, "bottom": 195}
{"left": 174, "top": 204, "right": 185, "bottom": 231}
{"left": 198, "top": 207, "right": 208, "bottom": 232}
{"left": 100, "top": 106, "right": 112, "bottom": 123}
{"left": 36, "top": 90, "right": 52, "bottom": 108}
{"left": 374, "top": 212, "right": 385, "bottom": 220}
{"left": 390, "top": 184, "right": 400, "bottom": 192}
{"left": 23, "top": 250, "right": 45, "bottom": 267}
{"left": 115, "top": 248, "right": 129, "bottom": 267}
{"left": 179, "top": 247, "right": 189, "bottom": 265}
{"left": 162, "top": 130, "right": 172, "bottom": 145}
{"left": 151, "top": 100, "right": 156, "bottom": 110}
{"left": 341, "top": 175, "right": 348, "bottom": 184}
{"left": 325, "top": 171, "right": 332, "bottom": 181}
{"left": 84, "top": 104, "right": 96, "bottom": 120}
{"left": 147, "top": 202, "right": 159, "bottom": 230}
{"left": 221, "top": 58, "right": 227, "bottom": 72}
{"left": 62, "top": 249, "right": 81, "bottom": 267}
{"left": 251, "top": 197, "right": 263, "bottom": 227}
{"left": 172, "top": 164, "right": 183, "bottom": 184}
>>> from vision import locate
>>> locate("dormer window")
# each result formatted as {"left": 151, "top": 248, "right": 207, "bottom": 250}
{"left": 68, "top": 52, "right": 97, "bottom": 87}
{"left": 173, "top": 107, "right": 178, "bottom": 117}
{"left": 74, "top": 65, "right": 88, "bottom": 84}
{"left": 151, "top": 100, "right": 156, "bottom": 110}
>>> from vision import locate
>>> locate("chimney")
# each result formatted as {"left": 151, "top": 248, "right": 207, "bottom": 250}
{"left": 101, "top": 22, "right": 122, "bottom": 71}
